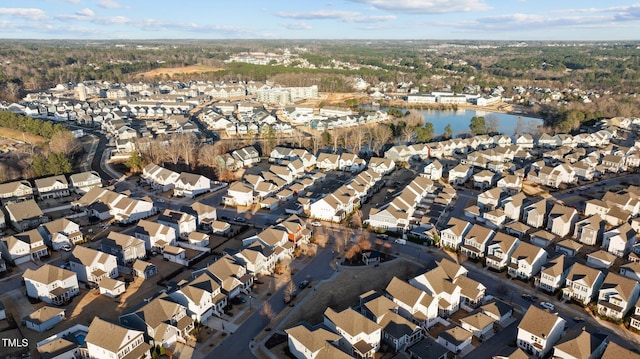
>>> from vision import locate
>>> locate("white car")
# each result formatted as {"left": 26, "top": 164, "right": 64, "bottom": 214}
{"left": 311, "top": 221, "right": 321, "bottom": 227}
{"left": 540, "top": 302, "right": 555, "bottom": 311}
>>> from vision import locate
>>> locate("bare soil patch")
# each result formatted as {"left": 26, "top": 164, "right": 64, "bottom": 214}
{"left": 0, "top": 127, "right": 47, "bottom": 144}
{"left": 281, "top": 258, "right": 421, "bottom": 328}
{"left": 139, "top": 65, "right": 224, "bottom": 78}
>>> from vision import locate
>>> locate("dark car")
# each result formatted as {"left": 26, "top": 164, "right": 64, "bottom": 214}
{"left": 230, "top": 296, "right": 247, "bottom": 305}
{"left": 220, "top": 215, "right": 229, "bottom": 220}
{"left": 235, "top": 217, "right": 246, "bottom": 223}
{"left": 298, "top": 280, "right": 310, "bottom": 289}
{"left": 521, "top": 294, "right": 536, "bottom": 302}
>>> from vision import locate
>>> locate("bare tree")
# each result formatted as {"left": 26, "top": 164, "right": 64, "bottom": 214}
{"left": 284, "top": 281, "right": 296, "bottom": 304}
{"left": 49, "top": 130, "right": 81, "bottom": 156}
{"left": 176, "top": 133, "right": 199, "bottom": 168}
{"left": 371, "top": 124, "right": 392, "bottom": 154}
{"left": 260, "top": 302, "right": 275, "bottom": 327}
{"left": 165, "top": 135, "right": 182, "bottom": 165}
{"left": 486, "top": 114, "right": 500, "bottom": 134}
{"left": 402, "top": 126, "right": 415, "bottom": 143}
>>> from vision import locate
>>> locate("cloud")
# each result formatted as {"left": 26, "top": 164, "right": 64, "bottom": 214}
{"left": 442, "top": 11, "right": 635, "bottom": 32}
{"left": 75, "top": 8, "right": 94, "bottom": 17}
{"left": 281, "top": 22, "right": 312, "bottom": 30}
{"left": 0, "top": 8, "right": 47, "bottom": 20}
{"left": 275, "top": 9, "right": 396, "bottom": 23}
{"left": 66, "top": 0, "right": 81, "bottom": 4}
{"left": 97, "top": 0, "right": 120, "bottom": 9}
{"left": 276, "top": 10, "right": 360, "bottom": 20}
{"left": 348, "top": 0, "right": 490, "bottom": 14}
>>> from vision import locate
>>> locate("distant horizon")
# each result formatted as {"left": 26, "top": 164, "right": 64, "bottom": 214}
{"left": 1, "top": 1, "right": 640, "bottom": 41}
{"left": 1, "top": 38, "right": 639, "bottom": 43}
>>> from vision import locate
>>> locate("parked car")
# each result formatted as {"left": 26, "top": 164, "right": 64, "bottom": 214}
{"left": 235, "top": 216, "right": 246, "bottom": 223}
{"left": 310, "top": 221, "right": 321, "bottom": 227}
{"left": 521, "top": 294, "right": 536, "bottom": 302}
{"left": 298, "top": 280, "right": 310, "bottom": 289}
{"left": 540, "top": 302, "right": 555, "bottom": 311}
{"left": 61, "top": 245, "right": 72, "bottom": 252}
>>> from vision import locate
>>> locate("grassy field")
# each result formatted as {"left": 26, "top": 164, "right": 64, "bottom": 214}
{"left": 281, "top": 258, "right": 421, "bottom": 328}
{"left": 0, "top": 127, "right": 47, "bottom": 144}
{"left": 139, "top": 65, "right": 224, "bottom": 78}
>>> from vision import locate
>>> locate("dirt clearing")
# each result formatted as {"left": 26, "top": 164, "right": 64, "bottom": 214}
{"left": 139, "top": 65, "right": 224, "bottom": 78}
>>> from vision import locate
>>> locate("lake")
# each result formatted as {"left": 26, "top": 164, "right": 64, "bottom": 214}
{"left": 363, "top": 106, "right": 543, "bottom": 137}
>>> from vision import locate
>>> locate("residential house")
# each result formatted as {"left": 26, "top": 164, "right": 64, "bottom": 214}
{"left": 502, "top": 192, "right": 527, "bottom": 221}
{"left": 316, "top": 153, "right": 340, "bottom": 171}
{"left": 187, "top": 232, "right": 209, "bottom": 247}
{"left": 436, "top": 325, "right": 473, "bottom": 354}
{"left": 157, "top": 209, "right": 197, "bottom": 239}
{"left": 620, "top": 261, "right": 640, "bottom": 282}
{"left": 523, "top": 199, "right": 547, "bottom": 229}
{"left": 385, "top": 277, "right": 438, "bottom": 330}
{"left": 101, "top": 232, "right": 146, "bottom": 265}
{"left": 601, "top": 341, "right": 640, "bottom": 359}
{"left": 460, "top": 312, "right": 495, "bottom": 339}
{"left": 603, "top": 223, "right": 636, "bottom": 257}
{"left": 586, "top": 250, "right": 617, "bottom": 269}
{"left": 85, "top": 317, "right": 150, "bottom": 359}
{"left": 538, "top": 255, "right": 571, "bottom": 293}
{"left": 134, "top": 219, "right": 177, "bottom": 252}
{"left": 516, "top": 306, "right": 566, "bottom": 358}
{"left": 169, "top": 273, "right": 226, "bottom": 322}
{"left": 407, "top": 337, "right": 450, "bottom": 359}
{"left": 497, "top": 175, "right": 523, "bottom": 194}
{"left": 423, "top": 160, "right": 443, "bottom": 181}
{"left": 133, "top": 259, "right": 157, "bottom": 279}
{"left": 182, "top": 202, "right": 217, "bottom": 229}
{"left": 285, "top": 324, "right": 351, "bottom": 359}
{"left": 5, "top": 199, "right": 48, "bottom": 231}
{"left": 477, "top": 187, "right": 503, "bottom": 211}
{"left": 486, "top": 232, "right": 520, "bottom": 271}
{"left": 24, "top": 306, "right": 66, "bottom": 333}
{"left": 480, "top": 299, "right": 513, "bottom": 325}
{"left": 119, "top": 296, "right": 194, "bottom": 348}
{"left": 629, "top": 298, "right": 640, "bottom": 331}
{"left": 360, "top": 294, "right": 422, "bottom": 352}
{"left": 174, "top": 172, "right": 211, "bottom": 198}
{"left": 556, "top": 240, "right": 583, "bottom": 257}
{"left": 34, "top": 175, "right": 70, "bottom": 200}
{"left": 448, "top": 164, "right": 472, "bottom": 185}
{"left": 473, "top": 170, "right": 496, "bottom": 190}
{"left": 0, "top": 229, "right": 48, "bottom": 264}
{"left": 323, "top": 307, "right": 382, "bottom": 359}
{"left": 142, "top": 163, "right": 180, "bottom": 192}
{"left": 439, "top": 217, "right": 472, "bottom": 250}
{"left": 553, "top": 327, "right": 608, "bottom": 359}
{"left": 39, "top": 218, "right": 83, "bottom": 250}
{"left": 99, "top": 277, "right": 126, "bottom": 298}
{"left": 547, "top": 204, "right": 578, "bottom": 237}
{"left": 73, "top": 187, "right": 154, "bottom": 224}
{"left": 224, "top": 182, "right": 254, "bottom": 206}
{"left": 231, "top": 146, "right": 260, "bottom": 167}
{"left": 69, "top": 246, "right": 118, "bottom": 284}
{"left": 574, "top": 215, "right": 604, "bottom": 246}
{"left": 199, "top": 254, "right": 253, "bottom": 299}
{"left": 0, "top": 180, "right": 34, "bottom": 204}
{"left": 23, "top": 264, "right": 79, "bottom": 305}
{"left": 507, "top": 241, "right": 548, "bottom": 280}
{"left": 530, "top": 229, "right": 556, "bottom": 248}
{"left": 562, "top": 263, "right": 605, "bottom": 305}
{"left": 597, "top": 272, "right": 640, "bottom": 321}
{"left": 69, "top": 171, "right": 102, "bottom": 194}
{"left": 460, "top": 224, "right": 495, "bottom": 259}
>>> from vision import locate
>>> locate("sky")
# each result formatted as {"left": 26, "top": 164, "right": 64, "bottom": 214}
{"left": 1, "top": 0, "right": 640, "bottom": 40}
